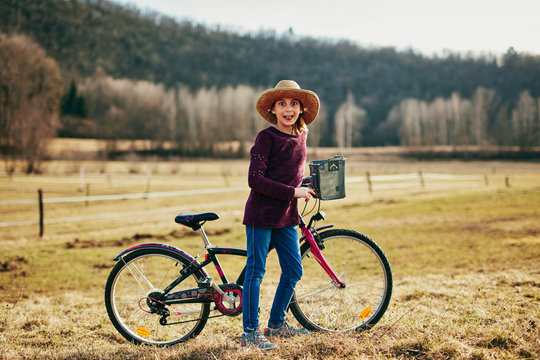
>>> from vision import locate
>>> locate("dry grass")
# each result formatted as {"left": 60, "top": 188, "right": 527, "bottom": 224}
{"left": 0, "top": 157, "right": 539, "bottom": 359}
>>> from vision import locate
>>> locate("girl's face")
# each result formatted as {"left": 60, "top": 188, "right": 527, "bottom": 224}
{"left": 272, "top": 98, "right": 302, "bottom": 133}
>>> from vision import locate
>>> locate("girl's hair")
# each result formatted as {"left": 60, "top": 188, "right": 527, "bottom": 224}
{"left": 294, "top": 115, "right": 308, "bottom": 134}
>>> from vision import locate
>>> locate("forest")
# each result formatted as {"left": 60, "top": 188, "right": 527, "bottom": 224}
{"left": 1, "top": 0, "right": 540, "bottom": 165}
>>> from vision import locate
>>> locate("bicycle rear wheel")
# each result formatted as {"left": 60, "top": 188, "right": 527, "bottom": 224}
{"left": 104, "top": 248, "right": 210, "bottom": 346}
{"left": 290, "top": 229, "right": 392, "bottom": 332}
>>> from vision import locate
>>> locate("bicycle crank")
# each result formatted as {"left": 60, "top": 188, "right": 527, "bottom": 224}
{"left": 213, "top": 284, "right": 242, "bottom": 316}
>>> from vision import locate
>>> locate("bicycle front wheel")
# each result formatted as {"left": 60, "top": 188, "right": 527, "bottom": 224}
{"left": 104, "top": 248, "right": 210, "bottom": 346}
{"left": 290, "top": 229, "right": 392, "bottom": 332}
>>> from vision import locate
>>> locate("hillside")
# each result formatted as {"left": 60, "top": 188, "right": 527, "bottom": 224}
{"left": 1, "top": 0, "right": 540, "bottom": 147}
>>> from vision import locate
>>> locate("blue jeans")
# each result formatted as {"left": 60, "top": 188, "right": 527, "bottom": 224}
{"left": 242, "top": 225, "right": 303, "bottom": 332}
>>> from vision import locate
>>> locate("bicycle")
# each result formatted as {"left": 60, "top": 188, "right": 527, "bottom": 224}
{"left": 104, "top": 159, "right": 393, "bottom": 346}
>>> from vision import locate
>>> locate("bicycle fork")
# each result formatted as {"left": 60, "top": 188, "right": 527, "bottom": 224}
{"left": 299, "top": 220, "right": 345, "bottom": 288}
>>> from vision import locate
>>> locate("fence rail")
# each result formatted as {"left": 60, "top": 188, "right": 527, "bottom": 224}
{"left": 0, "top": 186, "right": 247, "bottom": 205}
{"left": 0, "top": 173, "right": 497, "bottom": 233}
{"left": 0, "top": 200, "right": 244, "bottom": 228}
{"left": 347, "top": 172, "right": 483, "bottom": 183}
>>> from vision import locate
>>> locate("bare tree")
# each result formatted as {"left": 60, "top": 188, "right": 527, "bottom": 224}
{"left": 471, "top": 87, "right": 496, "bottom": 146}
{"left": 80, "top": 69, "right": 175, "bottom": 154}
{"left": 238, "top": 85, "right": 262, "bottom": 143}
{"left": 447, "top": 93, "right": 474, "bottom": 147}
{"left": 492, "top": 105, "right": 511, "bottom": 146}
{"left": 176, "top": 86, "right": 198, "bottom": 147}
{"left": 430, "top": 97, "right": 448, "bottom": 145}
{"left": 447, "top": 92, "right": 461, "bottom": 146}
{"left": 218, "top": 84, "right": 263, "bottom": 156}
{"left": 512, "top": 90, "right": 538, "bottom": 150}
{"left": 398, "top": 99, "right": 422, "bottom": 146}
{"left": 194, "top": 87, "right": 219, "bottom": 155}
{"left": 537, "top": 97, "right": 540, "bottom": 145}
{"left": 334, "top": 92, "right": 367, "bottom": 148}
{"left": 0, "top": 33, "right": 63, "bottom": 174}
{"left": 306, "top": 103, "right": 327, "bottom": 148}
{"left": 176, "top": 84, "right": 265, "bottom": 156}
{"left": 417, "top": 100, "right": 430, "bottom": 145}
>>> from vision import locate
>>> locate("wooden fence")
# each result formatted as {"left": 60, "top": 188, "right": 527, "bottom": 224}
{"left": 0, "top": 172, "right": 508, "bottom": 236}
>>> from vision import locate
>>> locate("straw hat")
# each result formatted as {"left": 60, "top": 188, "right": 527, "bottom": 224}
{"left": 256, "top": 80, "right": 320, "bottom": 125}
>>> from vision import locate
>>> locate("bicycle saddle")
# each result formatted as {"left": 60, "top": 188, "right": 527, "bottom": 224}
{"left": 175, "top": 212, "right": 219, "bottom": 230}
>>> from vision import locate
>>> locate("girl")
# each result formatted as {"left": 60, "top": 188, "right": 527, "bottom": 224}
{"left": 241, "top": 80, "right": 319, "bottom": 350}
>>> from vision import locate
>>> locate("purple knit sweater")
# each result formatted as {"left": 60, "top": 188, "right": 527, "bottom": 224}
{"left": 243, "top": 126, "right": 307, "bottom": 228}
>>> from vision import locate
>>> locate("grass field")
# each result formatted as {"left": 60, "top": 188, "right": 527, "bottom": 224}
{"left": 0, "top": 157, "right": 539, "bottom": 359}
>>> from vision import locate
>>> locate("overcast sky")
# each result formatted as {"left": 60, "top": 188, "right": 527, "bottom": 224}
{"left": 114, "top": 0, "right": 540, "bottom": 56}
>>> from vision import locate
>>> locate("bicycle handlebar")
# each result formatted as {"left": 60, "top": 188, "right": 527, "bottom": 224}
{"left": 301, "top": 175, "right": 319, "bottom": 198}
{"left": 301, "top": 175, "right": 313, "bottom": 186}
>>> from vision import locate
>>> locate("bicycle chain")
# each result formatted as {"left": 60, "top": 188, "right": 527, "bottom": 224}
{"left": 160, "top": 313, "right": 226, "bottom": 326}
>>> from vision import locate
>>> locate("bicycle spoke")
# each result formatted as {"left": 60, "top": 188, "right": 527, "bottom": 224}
{"left": 106, "top": 250, "right": 211, "bottom": 345}
{"left": 292, "top": 282, "right": 335, "bottom": 303}
{"left": 122, "top": 303, "right": 150, "bottom": 326}
{"left": 157, "top": 259, "right": 178, "bottom": 290}
{"left": 123, "top": 259, "right": 155, "bottom": 293}
{"left": 290, "top": 230, "right": 392, "bottom": 332}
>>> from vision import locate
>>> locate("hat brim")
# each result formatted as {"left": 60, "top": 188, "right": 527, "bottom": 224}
{"left": 256, "top": 88, "right": 320, "bottom": 125}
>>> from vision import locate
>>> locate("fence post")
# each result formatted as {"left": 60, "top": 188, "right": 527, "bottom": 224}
{"left": 418, "top": 170, "right": 425, "bottom": 188}
{"left": 38, "top": 189, "right": 44, "bottom": 237}
{"left": 79, "top": 167, "right": 85, "bottom": 192}
{"left": 222, "top": 167, "right": 230, "bottom": 187}
{"left": 366, "top": 172, "right": 373, "bottom": 193}
{"left": 145, "top": 168, "right": 152, "bottom": 200}
{"left": 86, "top": 184, "right": 90, "bottom": 207}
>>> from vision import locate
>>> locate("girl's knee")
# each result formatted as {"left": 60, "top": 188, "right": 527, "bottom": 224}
{"left": 294, "top": 261, "right": 304, "bottom": 278}
{"left": 293, "top": 267, "right": 303, "bottom": 283}
{"left": 283, "top": 265, "right": 303, "bottom": 283}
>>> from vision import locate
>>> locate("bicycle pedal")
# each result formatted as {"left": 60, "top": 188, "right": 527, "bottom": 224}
{"left": 198, "top": 277, "right": 212, "bottom": 287}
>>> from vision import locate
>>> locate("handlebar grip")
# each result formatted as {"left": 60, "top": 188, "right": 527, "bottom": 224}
{"left": 301, "top": 175, "right": 319, "bottom": 198}
{"left": 301, "top": 176, "right": 313, "bottom": 188}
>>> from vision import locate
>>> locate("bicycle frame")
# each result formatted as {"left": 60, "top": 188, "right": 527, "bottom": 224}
{"left": 114, "top": 213, "right": 344, "bottom": 306}
{"left": 160, "top": 246, "right": 247, "bottom": 304}
{"left": 298, "top": 217, "right": 345, "bottom": 287}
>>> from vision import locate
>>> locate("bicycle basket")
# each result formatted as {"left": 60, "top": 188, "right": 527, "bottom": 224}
{"left": 308, "top": 155, "right": 346, "bottom": 200}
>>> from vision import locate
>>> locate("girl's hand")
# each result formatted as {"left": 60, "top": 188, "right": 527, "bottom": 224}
{"left": 294, "top": 187, "right": 315, "bottom": 201}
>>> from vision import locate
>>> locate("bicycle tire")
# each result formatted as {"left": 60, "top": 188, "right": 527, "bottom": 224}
{"left": 290, "top": 228, "right": 392, "bottom": 332}
{"left": 104, "top": 248, "right": 211, "bottom": 346}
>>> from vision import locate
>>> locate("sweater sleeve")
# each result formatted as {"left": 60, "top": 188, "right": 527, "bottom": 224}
{"left": 248, "top": 132, "right": 296, "bottom": 201}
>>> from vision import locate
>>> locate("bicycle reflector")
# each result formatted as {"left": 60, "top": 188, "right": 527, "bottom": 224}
{"left": 309, "top": 155, "right": 346, "bottom": 200}
{"left": 136, "top": 327, "right": 151, "bottom": 337}
{"left": 360, "top": 306, "right": 372, "bottom": 320}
